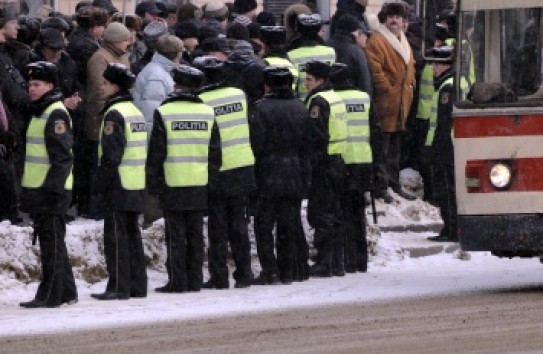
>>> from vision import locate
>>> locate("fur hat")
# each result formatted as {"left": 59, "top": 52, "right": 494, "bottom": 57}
{"left": 111, "top": 13, "right": 142, "bottom": 32}
{"left": 427, "top": 45, "right": 454, "bottom": 64}
{"left": 336, "top": 14, "right": 361, "bottom": 33}
{"left": 172, "top": 64, "right": 205, "bottom": 88}
{"left": 135, "top": 1, "right": 162, "bottom": 18}
{"left": 92, "top": 0, "right": 118, "bottom": 15}
{"left": 103, "top": 63, "right": 136, "bottom": 90}
{"left": 26, "top": 61, "right": 59, "bottom": 86}
{"left": 304, "top": 60, "right": 331, "bottom": 79}
{"left": 201, "top": 36, "right": 231, "bottom": 55}
{"left": 41, "top": 16, "right": 71, "bottom": 34}
{"left": 0, "top": 4, "right": 18, "bottom": 28}
{"left": 175, "top": 21, "right": 199, "bottom": 40}
{"left": 233, "top": 0, "right": 257, "bottom": 14}
{"left": 263, "top": 66, "right": 293, "bottom": 88}
{"left": 329, "top": 63, "right": 351, "bottom": 85}
{"left": 103, "top": 22, "right": 130, "bottom": 43}
{"left": 297, "top": 14, "right": 322, "bottom": 35}
{"left": 76, "top": 6, "right": 108, "bottom": 29}
{"left": 260, "top": 26, "right": 286, "bottom": 45}
{"left": 380, "top": 1, "right": 407, "bottom": 19}
{"left": 256, "top": 11, "right": 276, "bottom": 26}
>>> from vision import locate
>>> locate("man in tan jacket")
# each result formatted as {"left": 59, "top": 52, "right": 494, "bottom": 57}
{"left": 85, "top": 22, "right": 131, "bottom": 218}
{"left": 365, "top": 1, "right": 416, "bottom": 202}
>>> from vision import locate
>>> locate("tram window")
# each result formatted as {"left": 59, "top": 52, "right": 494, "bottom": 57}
{"left": 458, "top": 7, "right": 543, "bottom": 107}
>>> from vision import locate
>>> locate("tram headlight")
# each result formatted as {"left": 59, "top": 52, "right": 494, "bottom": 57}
{"left": 489, "top": 163, "right": 512, "bottom": 189}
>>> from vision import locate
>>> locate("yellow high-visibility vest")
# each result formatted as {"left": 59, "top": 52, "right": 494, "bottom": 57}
{"left": 288, "top": 45, "right": 336, "bottom": 101}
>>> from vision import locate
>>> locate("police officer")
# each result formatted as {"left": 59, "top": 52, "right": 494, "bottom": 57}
{"left": 146, "top": 65, "right": 215, "bottom": 293}
{"left": 287, "top": 14, "right": 336, "bottom": 101}
{"left": 425, "top": 46, "right": 458, "bottom": 242}
{"left": 194, "top": 56, "right": 255, "bottom": 289}
{"left": 330, "top": 63, "right": 373, "bottom": 273}
{"left": 250, "top": 66, "right": 311, "bottom": 284}
{"left": 19, "top": 61, "right": 77, "bottom": 308}
{"left": 91, "top": 63, "right": 148, "bottom": 300}
{"left": 304, "top": 60, "right": 348, "bottom": 277}
{"left": 261, "top": 26, "right": 298, "bottom": 91}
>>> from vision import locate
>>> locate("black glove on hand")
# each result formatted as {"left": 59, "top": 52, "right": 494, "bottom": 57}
{"left": 0, "top": 144, "right": 6, "bottom": 158}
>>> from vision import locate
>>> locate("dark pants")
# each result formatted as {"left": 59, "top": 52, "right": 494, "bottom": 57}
{"left": 72, "top": 110, "right": 86, "bottom": 213}
{"left": 33, "top": 214, "right": 77, "bottom": 306}
{"left": 341, "top": 189, "right": 368, "bottom": 272}
{"left": 307, "top": 156, "right": 344, "bottom": 272}
{"left": 80, "top": 139, "right": 101, "bottom": 218}
{"left": 207, "top": 195, "right": 253, "bottom": 286}
{"left": 163, "top": 210, "right": 204, "bottom": 292}
{"left": 292, "top": 200, "right": 309, "bottom": 281}
{"left": 103, "top": 211, "right": 147, "bottom": 296}
{"left": 378, "top": 132, "right": 402, "bottom": 191}
{"left": 0, "top": 158, "right": 17, "bottom": 220}
{"left": 255, "top": 197, "right": 299, "bottom": 282}
{"left": 419, "top": 146, "right": 434, "bottom": 204}
{"left": 431, "top": 163, "right": 457, "bottom": 238}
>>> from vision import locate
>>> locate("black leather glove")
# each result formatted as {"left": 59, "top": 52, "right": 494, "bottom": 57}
{"left": 0, "top": 144, "right": 6, "bottom": 158}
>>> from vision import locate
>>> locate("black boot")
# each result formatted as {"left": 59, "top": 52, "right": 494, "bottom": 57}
{"left": 91, "top": 291, "right": 129, "bottom": 300}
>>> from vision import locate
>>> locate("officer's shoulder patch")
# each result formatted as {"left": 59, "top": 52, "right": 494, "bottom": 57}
{"left": 441, "top": 92, "right": 450, "bottom": 105}
{"left": 310, "top": 105, "right": 320, "bottom": 119}
{"left": 104, "top": 121, "right": 115, "bottom": 135}
{"left": 54, "top": 120, "right": 66, "bottom": 135}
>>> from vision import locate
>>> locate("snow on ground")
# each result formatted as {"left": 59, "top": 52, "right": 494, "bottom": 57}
{"left": 2, "top": 169, "right": 542, "bottom": 336}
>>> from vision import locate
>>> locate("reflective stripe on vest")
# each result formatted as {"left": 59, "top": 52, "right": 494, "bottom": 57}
{"left": 335, "top": 89, "right": 372, "bottom": 164}
{"left": 307, "top": 89, "right": 348, "bottom": 156}
{"left": 21, "top": 101, "right": 73, "bottom": 189}
{"left": 416, "top": 64, "right": 434, "bottom": 120}
{"left": 158, "top": 101, "right": 214, "bottom": 187}
{"left": 288, "top": 45, "right": 336, "bottom": 101}
{"left": 426, "top": 77, "right": 454, "bottom": 146}
{"left": 100, "top": 101, "right": 147, "bottom": 190}
{"left": 264, "top": 56, "right": 299, "bottom": 91}
{"left": 199, "top": 87, "right": 255, "bottom": 171}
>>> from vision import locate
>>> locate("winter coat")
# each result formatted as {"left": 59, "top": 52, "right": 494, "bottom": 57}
{"left": 365, "top": 25, "right": 416, "bottom": 133}
{"left": 29, "top": 46, "right": 81, "bottom": 99}
{"left": 431, "top": 69, "right": 454, "bottom": 165}
{"left": 250, "top": 87, "right": 310, "bottom": 199}
{"left": 327, "top": 31, "right": 373, "bottom": 96}
{"left": 20, "top": 89, "right": 73, "bottom": 214}
{"left": 133, "top": 52, "right": 177, "bottom": 128}
{"left": 146, "top": 92, "right": 208, "bottom": 211}
{"left": 66, "top": 28, "right": 101, "bottom": 88}
{"left": 93, "top": 91, "right": 144, "bottom": 212}
{"left": 85, "top": 42, "right": 130, "bottom": 141}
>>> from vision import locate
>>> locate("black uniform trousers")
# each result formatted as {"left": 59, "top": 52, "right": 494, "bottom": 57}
{"left": 0, "top": 158, "right": 17, "bottom": 220}
{"left": 307, "top": 156, "right": 345, "bottom": 271}
{"left": 341, "top": 189, "right": 368, "bottom": 273}
{"left": 207, "top": 195, "right": 253, "bottom": 287}
{"left": 103, "top": 211, "right": 147, "bottom": 297}
{"left": 34, "top": 214, "right": 77, "bottom": 305}
{"left": 292, "top": 200, "right": 309, "bottom": 281}
{"left": 378, "top": 132, "right": 402, "bottom": 192}
{"left": 163, "top": 210, "right": 204, "bottom": 292}
{"left": 255, "top": 197, "right": 299, "bottom": 282}
{"left": 431, "top": 163, "right": 457, "bottom": 239}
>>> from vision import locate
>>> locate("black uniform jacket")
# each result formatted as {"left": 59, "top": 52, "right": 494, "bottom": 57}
{"left": 20, "top": 89, "right": 73, "bottom": 214}
{"left": 146, "top": 92, "right": 208, "bottom": 211}
{"left": 94, "top": 91, "right": 144, "bottom": 212}
{"left": 199, "top": 82, "right": 256, "bottom": 198}
{"left": 251, "top": 87, "right": 310, "bottom": 199}
{"left": 431, "top": 69, "right": 454, "bottom": 165}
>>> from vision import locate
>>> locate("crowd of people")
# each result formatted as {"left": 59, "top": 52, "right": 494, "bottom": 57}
{"left": 0, "top": 0, "right": 460, "bottom": 308}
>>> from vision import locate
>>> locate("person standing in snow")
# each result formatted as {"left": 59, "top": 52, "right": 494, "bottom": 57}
{"left": 304, "top": 60, "right": 348, "bottom": 278}
{"left": 91, "top": 63, "right": 148, "bottom": 300}
{"left": 146, "top": 65, "right": 214, "bottom": 293}
{"left": 250, "top": 66, "right": 311, "bottom": 285}
{"left": 194, "top": 56, "right": 255, "bottom": 290}
{"left": 19, "top": 61, "right": 77, "bottom": 308}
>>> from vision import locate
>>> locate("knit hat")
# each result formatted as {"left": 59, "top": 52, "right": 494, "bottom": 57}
{"left": 155, "top": 35, "right": 184, "bottom": 57}
{"left": 260, "top": 26, "right": 286, "bottom": 45}
{"left": 233, "top": 0, "right": 257, "bottom": 14}
{"left": 38, "top": 28, "right": 66, "bottom": 50}
{"left": 103, "top": 63, "right": 136, "bottom": 90}
{"left": 103, "top": 22, "right": 130, "bottom": 43}
{"left": 336, "top": 14, "right": 361, "bottom": 33}
{"left": 305, "top": 60, "right": 331, "bottom": 79}
{"left": 204, "top": 0, "right": 228, "bottom": 18}
{"left": 175, "top": 21, "right": 199, "bottom": 40}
